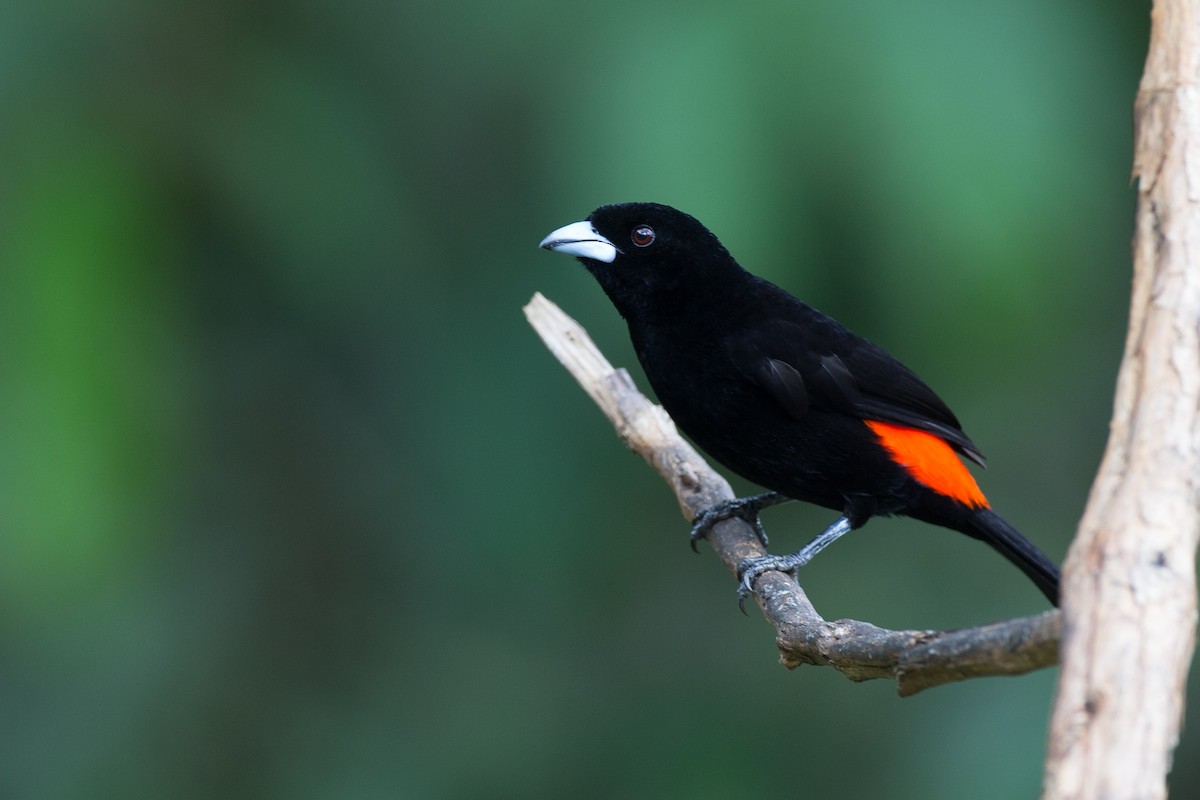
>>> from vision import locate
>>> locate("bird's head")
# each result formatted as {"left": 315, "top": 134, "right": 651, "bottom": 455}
{"left": 539, "top": 202, "right": 738, "bottom": 318}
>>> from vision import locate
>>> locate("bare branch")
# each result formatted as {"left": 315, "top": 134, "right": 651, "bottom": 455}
{"left": 525, "top": 291, "right": 1059, "bottom": 696}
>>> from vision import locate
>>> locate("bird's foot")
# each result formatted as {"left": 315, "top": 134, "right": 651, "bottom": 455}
{"left": 689, "top": 492, "right": 790, "bottom": 552}
{"left": 735, "top": 552, "right": 809, "bottom": 609}
{"left": 734, "top": 516, "right": 853, "bottom": 611}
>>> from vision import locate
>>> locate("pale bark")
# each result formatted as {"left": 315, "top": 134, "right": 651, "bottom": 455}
{"left": 524, "top": 292, "right": 1058, "bottom": 696}
{"left": 1043, "top": 2, "right": 1200, "bottom": 797}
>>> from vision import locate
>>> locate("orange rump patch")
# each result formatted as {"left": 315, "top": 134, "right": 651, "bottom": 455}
{"left": 865, "top": 420, "right": 989, "bottom": 509}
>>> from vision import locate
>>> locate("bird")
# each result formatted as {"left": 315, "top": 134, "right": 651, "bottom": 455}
{"left": 538, "top": 202, "right": 1061, "bottom": 607}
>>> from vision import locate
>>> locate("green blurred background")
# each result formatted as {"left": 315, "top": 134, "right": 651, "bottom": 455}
{"left": 2, "top": 1, "right": 1190, "bottom": 797}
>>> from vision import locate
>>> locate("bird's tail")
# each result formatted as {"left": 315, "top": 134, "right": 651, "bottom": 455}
{"left": 968, "top": 509, "right": 1061, "bottom": 606}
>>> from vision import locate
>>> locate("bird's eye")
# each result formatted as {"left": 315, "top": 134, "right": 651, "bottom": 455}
{"left": 631, "top": 225, "right": 656, "bottom": 247}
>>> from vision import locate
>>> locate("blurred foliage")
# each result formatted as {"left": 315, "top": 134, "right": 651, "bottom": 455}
{"left": 0, "top": 0, "right": 1189, "bottom": 798}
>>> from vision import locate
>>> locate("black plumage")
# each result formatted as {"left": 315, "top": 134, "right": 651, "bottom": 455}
{"left": 540, "top": 202, "right": 1060, "bottom": 605}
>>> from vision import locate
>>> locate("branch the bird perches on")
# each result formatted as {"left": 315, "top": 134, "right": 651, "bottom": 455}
{"left": 524, "top": 291, "right": 1058, "bottom": 697}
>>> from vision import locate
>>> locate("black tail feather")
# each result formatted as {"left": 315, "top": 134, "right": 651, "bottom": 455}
{"left": 969, "top": 509, "right": 1061, "bottom": 606}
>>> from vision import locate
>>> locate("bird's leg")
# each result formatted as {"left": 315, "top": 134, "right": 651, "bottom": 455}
{"left": 736, "top": 516, "right": 853, "bottom": 605}
{"left": 689, "top": 491, "right": 792, "bottom": 551}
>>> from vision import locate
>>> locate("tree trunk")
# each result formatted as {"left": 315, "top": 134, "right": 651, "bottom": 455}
{"left": 1043, "top": 2, "right": 1200, "bottom": 797}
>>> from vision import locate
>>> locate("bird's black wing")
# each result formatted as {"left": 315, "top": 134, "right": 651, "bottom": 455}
{"left": 732, "top": 317, "right": 987, "bottom": 466}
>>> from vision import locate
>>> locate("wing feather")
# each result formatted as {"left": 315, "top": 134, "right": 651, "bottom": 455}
{"left": 734, "top": 316, "right": 987, "bottom": 467}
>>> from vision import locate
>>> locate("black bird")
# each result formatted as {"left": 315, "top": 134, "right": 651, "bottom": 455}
{"left": 539, "top": 202, "right": 1060, "bottom": 606}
